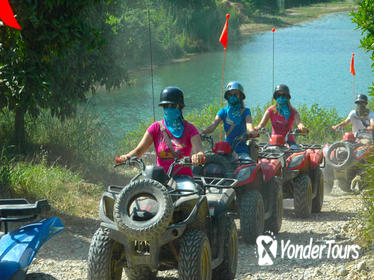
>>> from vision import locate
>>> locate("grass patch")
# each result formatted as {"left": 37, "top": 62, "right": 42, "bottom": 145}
{"left": 1, "top": 155, "right": 102, "bottom": 217}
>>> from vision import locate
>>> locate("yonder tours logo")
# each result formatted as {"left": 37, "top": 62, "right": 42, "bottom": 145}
{"left": 256, "top": 232, "right": 360, "bottom": 266}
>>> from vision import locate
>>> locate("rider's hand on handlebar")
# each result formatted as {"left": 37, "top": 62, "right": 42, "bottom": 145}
{"left": 332, "top": 125, "right": 338, "bottom": 131}
{"left": 117, "top": 154, "right": 130, "bottom": 164}
{"left": 191, "top": 152, "right": 205, "bottom": 166}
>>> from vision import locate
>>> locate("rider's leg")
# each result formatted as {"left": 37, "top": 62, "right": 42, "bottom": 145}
{"left": 288, "top": 140, "right": 299, "bottom": 150}
{"left": 238, "top": 152, "right": 254, "bottom": 162}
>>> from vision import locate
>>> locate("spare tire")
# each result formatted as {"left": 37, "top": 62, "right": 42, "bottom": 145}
{"left": 113, "top": 179, "right": 173, "bottom": 240}
{"left": 325, "top": 142, "right": 353, "bottom": 169}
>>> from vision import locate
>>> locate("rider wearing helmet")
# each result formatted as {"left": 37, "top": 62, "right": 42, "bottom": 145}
{"left": 255, "top": 84, "right": 308, "bottom": 149}
{"left": 332, "top": 94, "right": 374, "bottom": 143}
{"left": 201, "top": 81, "right": 255, "bottom": 161}
{"left": 119, "top": 86, "right": 204, "bottom": 176}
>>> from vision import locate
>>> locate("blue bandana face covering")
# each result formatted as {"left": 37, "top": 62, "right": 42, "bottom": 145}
{"left": 227, "top": 96, "right": 242, "bottom": 124}
{"left": 276, "top": 96, "right": 290, "bottom": 120}
{"left": 164, "top": 107, "right": 184, "bottom": 138}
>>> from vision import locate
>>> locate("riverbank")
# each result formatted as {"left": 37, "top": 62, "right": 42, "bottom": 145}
{"left": 240, "top": 1, "right": 358, "bottom": 36}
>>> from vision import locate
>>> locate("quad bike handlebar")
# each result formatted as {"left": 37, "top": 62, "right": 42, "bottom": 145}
{"left": 115, "top": 156, "right": 206, "bottom": 178}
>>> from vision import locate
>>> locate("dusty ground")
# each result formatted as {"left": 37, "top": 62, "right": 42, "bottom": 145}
{"left": 27, "top": 186, "right": 373, "bottom": 280}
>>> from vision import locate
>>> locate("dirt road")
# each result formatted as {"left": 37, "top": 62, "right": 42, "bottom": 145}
{"left": 27, "top": 189, "right": 373, "bottom": 280}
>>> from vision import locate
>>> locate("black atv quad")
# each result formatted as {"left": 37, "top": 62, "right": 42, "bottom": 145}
{"left": 87, "top": 156, "right": 239, "bottom": 280}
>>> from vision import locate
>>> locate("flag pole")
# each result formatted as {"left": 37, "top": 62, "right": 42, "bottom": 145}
{"left": 220, "top": 48, "right": 227, "bottom": 141}
{"left": 272, "top": 28, "right": 275, "bottom": 93}
{"left": 219, "top": 14, "right": 230, "bottom": 142}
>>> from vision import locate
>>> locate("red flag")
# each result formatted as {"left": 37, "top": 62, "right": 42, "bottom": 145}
{"left": 350, "top": 53, "right": 356, "bottom": 76}
{"left": 0, "top": 0, "right": 21, "bottom": 29}
{"left": 219, "top": 14, "right": 230, "bottom": 49}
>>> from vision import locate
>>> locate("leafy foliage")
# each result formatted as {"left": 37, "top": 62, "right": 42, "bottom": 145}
{"left": 351, "top": 0, "right": 374, "bottom": 246}
{"left": 351, "top": 0, "right": 374, "bottom": 96}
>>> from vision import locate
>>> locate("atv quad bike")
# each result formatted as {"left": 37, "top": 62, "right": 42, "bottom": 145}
{"left": 194, "top": 134, "right": 283, "bottom": 243}
{"left": 322, "top": 129, "right": 372, "bottom": 193}
{"left": 258, "top": 128, "right": 324, "bottom": 218}
{"left": 87, "top": 156, "right": 239, "bottom": 280}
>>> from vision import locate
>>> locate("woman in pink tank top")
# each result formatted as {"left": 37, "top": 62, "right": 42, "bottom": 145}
{"left": 118, "top": 87, "right": 204, "bottom": 177}
{"left": 255, "top": 84, "right": 308, "bottom": 148}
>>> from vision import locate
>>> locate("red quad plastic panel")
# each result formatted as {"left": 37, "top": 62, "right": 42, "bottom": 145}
{"left": 234, "top": 163, "right": 261, "bottom": 187}
{"left": 307, "top": 148, "right": 323, "bottom": 169}
{"left": 269, "top": 134, "right": 285, "bottom": 146}
{"left": 286, "top": 151, "right": 308, "bottom": 170}
{"left": 259, "top": 158, "right": 282, "bottom": 182}
{"left": 343, "top": 132, "right": 355, "bottom": 142}
{"left": 213, "top": 141, "right": 231, "bottom": 154}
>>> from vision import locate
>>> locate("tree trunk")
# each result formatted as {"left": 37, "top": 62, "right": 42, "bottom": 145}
{"left": 15, "top": 106, "right": 25, "bottom": 153}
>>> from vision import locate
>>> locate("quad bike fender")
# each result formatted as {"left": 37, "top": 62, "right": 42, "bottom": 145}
{"left": 286, "top": 151, "right": 309, "bottom": 171}
{"left": 0, "top": 217, "right": 64, "bottom": 280}
{"left": 234, "top": 163, "right": 261, "bottom": 186}
{"left": 354, "top": 145, "right": 371, "bottom": 160}
{"left": 260, "top": 158, "right": 282, "bottom": 183}
{"left": 206, "top": 188, "right": 236, "bottom": 218}
{"left": 307, "top": 148, "right": 323, "bottom": 169}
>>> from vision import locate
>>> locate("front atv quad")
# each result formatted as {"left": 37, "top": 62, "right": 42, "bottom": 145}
{"left": 178, "top": 229, "right": 212, "bottom": 280}
{"left": 293, "top": 174, "right": 312, "bottom": 218}
{"left": 239, "top": 189, "right": 264, "bottom": 243}
{"left": 113, "top": 179, "right": 173, "bottom": 241}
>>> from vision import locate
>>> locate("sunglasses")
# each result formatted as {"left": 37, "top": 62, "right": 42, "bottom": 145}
{"left": 163, "top": 103, "right": 179, "bottom": 108}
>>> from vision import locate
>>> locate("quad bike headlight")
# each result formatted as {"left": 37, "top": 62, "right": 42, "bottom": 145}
{"left": 236, "top": 166, "right": 256, "bottom": 182}
{"left": 288, "top": 154, "right": 305, "bottom": 169}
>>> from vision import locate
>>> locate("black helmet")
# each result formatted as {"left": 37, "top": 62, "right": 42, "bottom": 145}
{"left": 224, "top": 81, "right": 245, "bottom": 100}
{"left": 273, "top": 84, "right": 291, "bottom": 99}
{"left": 159, "top": 86, "right": 185, "bottom": 108}
{"left": 354, "top": 94, "right": 368, "bottom": 104}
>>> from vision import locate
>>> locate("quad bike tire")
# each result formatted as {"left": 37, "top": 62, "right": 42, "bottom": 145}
{"left": 325, "top": 142, "right": 353, "bottom": 169}
{"left": 293, "top": 174, "right": 312, "bottom": 218}
{"left": 178, "top": 229, "right": 212, "bottom": 280}
{"left": 212, "top": 216, "right": 238, "bottom": 280}
{"left": 87, "top": 227, "right": 125, "bottom": 280}
{"left": 113, "top": 179, "right": 173, "bottom": 240}
{"left": 337, "top": 178, "right": 352, "bottom": 192}
{"left": 311, "top": 167, "right": 324, "bottom": 213}
{"left": 322, "top": 165, "right": 333, "bottom": 195}
{"left": 201, "top": 154, "right": 234, "bottom": 178}
{"left": 239, "top": 190, "right": 264, "bottom": 243}
{"left": 351, "top": 175, "right": 366, "bottom": 192}
{"left": 264, "top": 178, "right": 283, "bottom": 234}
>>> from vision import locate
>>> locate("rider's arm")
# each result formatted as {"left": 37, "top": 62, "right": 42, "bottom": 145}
{"left": 201, "top": 115, "right": 221, "bottom": 134}
{"left": 332, "top": 118, "right": 351, "bottom": 130}
{"left": 366, "top": 119, "right": 374, "bottom": 131}
{"left": 294, "top": 112, "right": 307, "bottom": 132}
{"left": 120, "top": 131, "right": 153, "bottom": 162}
{"left": 255, "top": 110, "right": 270, "bottom": 130}
{"left": 191, "top": 134, "right": 204, "bottom": 166}
{"left": 245, "top": 115, "right": 255, "bottom": 134}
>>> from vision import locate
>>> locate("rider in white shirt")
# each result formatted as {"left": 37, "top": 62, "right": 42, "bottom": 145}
{"left": 332, "top": 94, "right": 374, "bottom": 143}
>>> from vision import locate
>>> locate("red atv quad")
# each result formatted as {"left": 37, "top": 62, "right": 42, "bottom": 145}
{"left": 193, "top": 134, "right": 283, "bottom": 243}
{"left": 258, "top": 128, "right": 324, "bottom": 218}
{"left": 322, "top": 129, "right": 372, "bottom": 193}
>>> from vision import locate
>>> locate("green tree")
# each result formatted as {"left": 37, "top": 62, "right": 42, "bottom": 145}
{"left": 0, "top": 0, "right": 128, "bottom": 151}
{"left": 351, "top": 0, "right": 374, "bottom": 96}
